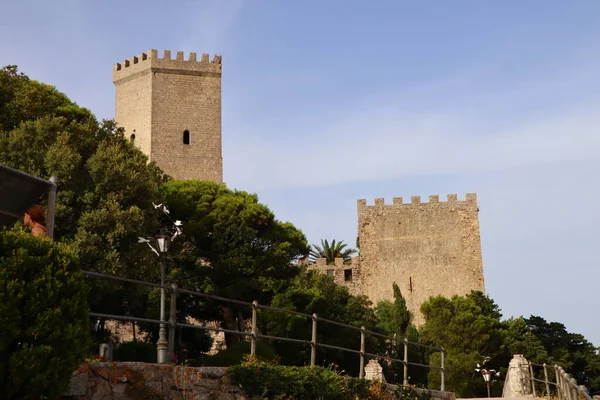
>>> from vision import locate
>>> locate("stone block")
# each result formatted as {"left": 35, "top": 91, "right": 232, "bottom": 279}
{"left": 197, "top": 379, "right": 220, "bottom": 390}
{"left": 63, "top": 371, "right": 88, "bottom": 396}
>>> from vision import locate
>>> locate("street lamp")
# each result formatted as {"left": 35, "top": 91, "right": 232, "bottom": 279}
{"left": 156, "top": 234, "right": 170, "bottom": 364}
{"left": 138, "top": 202, "right": 183, "bottom": 364}
{"left": 475, "top": 357, "right": 500, "bottom": 398}
{"left": 482, "top": 370, "right": 492, "bottom": 398}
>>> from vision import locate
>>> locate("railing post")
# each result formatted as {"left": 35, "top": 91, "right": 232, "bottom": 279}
{"left": 560, "top": 368, "right": 571, "bottom": 400}
{"left": 359, "top": 326, "right": 365, "bottom": 379}
{"left": 555, "top": 365, "right": 563, "bottom": 400}
{"left": 543, "top": 363, "right": 551, "bottom": 400}
{"left": 251, "top": 300, "right": 258, "bottom": 357}
{"left": 168, "top": 283, "right": 177, "bottom": 362}
{"left": 441, "top": 347, "right": 446, "bottom": 392}
{"left": 311, "top": 313, "right": 318, "bottom": 366}
{"left": 529, "top": 361, "right": 537, "bottom": 398}
{"left": 569, "top": 378, "right": 578, "bottom": 400}
{"left": 46, "top": 176, "right": 57, "bottom": 239}
{"left": 403, "top": 337, "right": 408, "bottom": 385}
{"left": 564, "top": 369, "right": 573, "bottom": 400}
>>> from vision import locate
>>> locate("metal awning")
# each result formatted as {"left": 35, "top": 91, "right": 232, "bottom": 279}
{"left": 0, "top": 164, "right": 56, "bottom": 236}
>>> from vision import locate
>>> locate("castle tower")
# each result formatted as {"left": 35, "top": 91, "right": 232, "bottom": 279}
{"left": 112, "top": 49, "right": 223, "bottom": 182}
{"left": 356, "top": 193, "right": 485, "bottom": 326}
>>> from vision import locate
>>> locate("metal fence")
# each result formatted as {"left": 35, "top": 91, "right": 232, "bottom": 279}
{"left": 81, "top": 269, "right": 447, "bottom": 390}
{"left": 520, "top": 362, "right": 593, "bottom": 400}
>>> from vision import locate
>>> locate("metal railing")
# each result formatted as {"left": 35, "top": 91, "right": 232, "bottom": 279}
{"left": 81, "top": 269, "right": 447, "bottom": 390}
{"left": 520, "top": 362, "right": 592, "bottom": 400}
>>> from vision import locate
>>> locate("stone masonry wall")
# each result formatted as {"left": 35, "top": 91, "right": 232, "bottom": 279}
{"left": 113, "top": 49, "right": 223, "bottom": 182}
{"left": 306, "top": 257, "right": 362, "bottom": 296}
{"left": 357, "top": 193, "right": 485, "bottom": 326}
{"left": 63, "top": 362, "right": 455, "bottom": 400}
{"left": 62, "top": 362, "right": 246, "bottom": 400}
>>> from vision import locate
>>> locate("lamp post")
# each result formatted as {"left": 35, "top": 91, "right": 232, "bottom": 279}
{"left": 475, "top": 357, "right": 500, "bottom": 399}
{"left": 155, "top": 234, "right": 170, "bottom": 364}
{"left": 482, "top": 370, "right": 492, "bottom": 398}
{"left": 138, "top": 202, "right": 183, "bottom": 364}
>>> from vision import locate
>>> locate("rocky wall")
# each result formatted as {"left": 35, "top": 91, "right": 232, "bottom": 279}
{"left": 62, "top": 362, "right": 246, "bottom": 400}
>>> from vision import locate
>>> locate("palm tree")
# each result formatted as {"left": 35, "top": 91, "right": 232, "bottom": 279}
{"left": 309, "top": 239, "right": 357, "bottom": 264}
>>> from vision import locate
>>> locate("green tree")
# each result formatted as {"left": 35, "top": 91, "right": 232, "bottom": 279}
{"left": 0, "top": 65, "right": 92, "bottom": 133}
{"left": 309, "top": 239, "right": 357, "bottom": 264}
{"left": 375, "top": 283, "right": 412, "bottom": 337}
{"left": 420, "top": 291, "right": 505, "bottom": 397}
{"left": 502, "top": 317, "right": 549, "bottom": 363}
{"left": 525, "top": 316, "right": 600, "bottom": 392}
{"left": 0, "top": 66, "right": 167, "bottom": 339}
{"left": 0, "top": 230, "right": 89, "bottom": 399}
{"left": 159, "top": 180, "right": 310, "bottom": 345}
{"left": 260, "top": 269, "right": 381, "bottom": 377}
{"left": 375, "top": 283, "right": 427, "bottom": 385}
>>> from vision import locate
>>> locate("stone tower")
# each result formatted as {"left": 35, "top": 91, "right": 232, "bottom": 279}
{"left": 356, "top": 193, "right": 485, "bottom": 326}
{"left": 112, "top": 49, "right": 223, "bottom": 182}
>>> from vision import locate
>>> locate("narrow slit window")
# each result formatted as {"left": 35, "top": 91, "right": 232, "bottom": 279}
{"left": 130, "top": 133, "right": 135, "bottom": 144}
{"left": 183, "top": 130, "right": 190, "bottom": 145}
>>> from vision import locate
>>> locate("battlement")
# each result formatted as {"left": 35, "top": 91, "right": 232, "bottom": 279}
{"left": 357, "top": 193, "right": 477, "bottom": 208}
{"left": 112, "top": 49, "right": 222, "bottom": 82}
{"left": 314, "top": 257, "right": 347, "bottom": 267}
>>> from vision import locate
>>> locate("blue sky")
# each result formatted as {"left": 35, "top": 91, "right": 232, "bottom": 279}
{"left": 2, "top": 1, "right": 600, "bottom": 346}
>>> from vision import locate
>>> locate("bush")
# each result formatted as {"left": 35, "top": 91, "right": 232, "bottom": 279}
{"left": 0, "top": 231, "right": 90, "bottom": 399}
{"left": 113, "top": 340, "right": 157, "bottom": 363}
{"left": 228, "top": 359, "right": 430, "bottom": 399}
{"left": 228, "top": 359, "right": 429, "bottom": 400}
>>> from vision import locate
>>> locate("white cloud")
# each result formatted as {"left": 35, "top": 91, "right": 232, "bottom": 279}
{"left": 222, "top": 41, "right": 600, "bottom": 191}
{"left": 225, "top": 104, "right": 600, "bottom": 190}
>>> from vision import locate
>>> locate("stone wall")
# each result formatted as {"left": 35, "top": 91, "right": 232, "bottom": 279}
{"left": 357, "top": 193, "right": 485, "bottom": 326}
{"left": 113, "top": 49, "right": 223, "bottom": 182}
{"left": 63, "top": 362, "right": 455, "bottom": 400}
{"left": 306, "top": 257, "right": 362, "bottom": 296}
{"left": 307, "top": 194, "right": 485, "bottom": 325}
{"left": 62, "top": 362, "right": 245, "bottom": 400}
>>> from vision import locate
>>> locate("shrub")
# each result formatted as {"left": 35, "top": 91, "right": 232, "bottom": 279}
{"left": 0, "top": 230, "right": 90, "bottom": 399}
{"left": 228, "top": 359, "right": 429, "bottom": 400}
{"left": 228, "top": 359, "right": 369, "bottom": 400}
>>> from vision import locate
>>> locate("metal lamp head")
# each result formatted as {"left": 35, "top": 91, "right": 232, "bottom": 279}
{"left": 156, "top": 234, "right": 170, "bottom": 254}
{"left": 482, "top": 371, "right": 491, "bottom": 382}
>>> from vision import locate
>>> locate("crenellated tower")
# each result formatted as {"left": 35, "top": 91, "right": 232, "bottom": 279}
{"left": 112, "top": 49, "right": 223, "bottom": 182}
{"left": 356, "top": 193, "right": 485, "bottom": 326}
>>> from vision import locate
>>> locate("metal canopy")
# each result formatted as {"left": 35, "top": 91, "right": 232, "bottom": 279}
{"left": 0, "top": 164, "right": 55, "bottom": 230}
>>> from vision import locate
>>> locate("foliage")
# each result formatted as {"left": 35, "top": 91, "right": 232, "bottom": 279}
{"left": 375, "top": 283, "right": 413, "bottom": 337}
{"left": 0, "top": 230, "right": 90, "bottom": 399}
{"left": 0, "top": 65, "right": 93, "bottom": 133}
{"left": 259, "top": 269, "right": 382, "bottom": 377}
{"left": 230, "top": 358, "right": 404, "bottom": 400}
{"left": 501, "top": 317, "right": 549, "bottom": 363}
{"left": 524, "top": 315, "right": 600, "bottom": 392}
{"left": 375, "top": 283, "right": 428, "bottom": 385}
{"left": 420, "top": 291, "right": 505, "bottom": 397}
{"left": 229, "top": 359, "right": 431, "bottom": 400}
{"left": 309, "top": 239, "right": 357, "bottom": 264}
{"left": 159, "top": 180, "right": 309, "bottom": 345}
{"left": 0, "top": 65, "right": 167, "bottom": 340}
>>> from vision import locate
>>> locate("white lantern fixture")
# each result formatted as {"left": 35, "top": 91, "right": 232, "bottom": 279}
{"left": 156, "top": 234, "right": 170, "bottom": 254}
